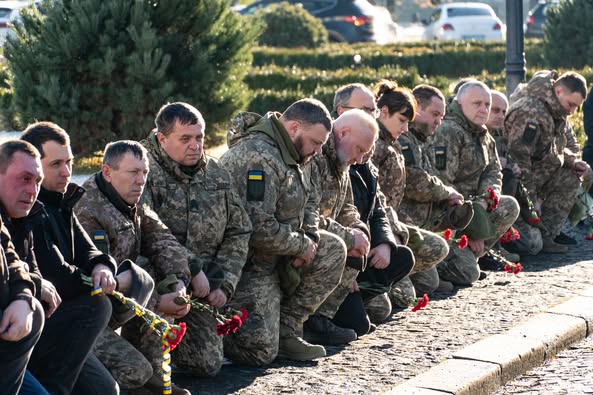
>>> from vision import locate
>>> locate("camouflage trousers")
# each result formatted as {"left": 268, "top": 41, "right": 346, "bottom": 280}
{"left": 511, "top": 216, "right": 543, "bottom": 255}
{"left": 94, "top": 328, "right": 153, "bottom": 389}
{"left": 364, "top": 292, "right": 392, "bottom": 324}
{"left": 224, "top": 230, "right": 346, "bottom": 366}
{"left": 408, "top": 227, "right": 449, "bottom": 294}
{"left": 438, "top": 195, "right": 519, "bottom": 285}
{"left": 539, "top": 166, "right": 582, "bottom": 239}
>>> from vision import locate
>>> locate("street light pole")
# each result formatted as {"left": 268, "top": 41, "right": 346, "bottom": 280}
{"left": 505, "top": 0, "right": 525, "bottom": 96}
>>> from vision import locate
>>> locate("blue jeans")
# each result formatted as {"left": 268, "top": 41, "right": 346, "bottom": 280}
{"left": 19, "top": 371, "right": 49, "bottom": 395}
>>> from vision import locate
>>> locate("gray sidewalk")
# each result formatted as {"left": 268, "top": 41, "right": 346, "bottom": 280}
{"left": 175, "top": 224, "right": 593, "bottom": 394}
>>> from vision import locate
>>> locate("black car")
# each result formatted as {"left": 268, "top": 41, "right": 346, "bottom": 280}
{"left": 524, "top": 1, "right": 557, "bottom": 38}
{"left": 237, "top": 0, "right": 398, "bottom": 44}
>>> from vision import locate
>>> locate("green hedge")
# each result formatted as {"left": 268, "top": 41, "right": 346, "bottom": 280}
{"left": 252, "top": 40, "right": 546, "bottom": 77}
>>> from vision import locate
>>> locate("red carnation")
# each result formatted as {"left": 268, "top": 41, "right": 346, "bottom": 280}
{"left": 166, "top": 322, "right": 187, "bottom": 351}
{"left": 458, "top": 235, "right": 469, "bottom": 249}
{"left": 411, "top": 294, "right": 429, "bottom": 312}
{"left": 238, "top": 308, "right": 249, "bottom": 323}
{"left": 443, "top": 228, "right": 452, "bottom": 241}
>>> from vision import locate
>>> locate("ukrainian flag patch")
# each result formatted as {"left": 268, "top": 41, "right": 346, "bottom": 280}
{"left": 435, "top": 146, "right": 446, "bottom": 170}
{"left": 247, "top": 170, "right": 265, "bottom": 201}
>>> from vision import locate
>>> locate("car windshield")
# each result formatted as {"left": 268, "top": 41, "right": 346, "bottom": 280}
{"left": 0, "top": 8, "right": 13, "bottom": 19}
{"left": 447, "top": 7, "right": 493, "bottom": 17}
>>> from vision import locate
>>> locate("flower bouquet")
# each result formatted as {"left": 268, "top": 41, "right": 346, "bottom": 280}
{"left": 173, "top": 295, "right": 248, "bottom": 336}
{"left": 81, "top": 274, "right": 186, "bottom": 395}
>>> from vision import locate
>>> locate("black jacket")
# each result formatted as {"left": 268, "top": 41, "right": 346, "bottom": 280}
{"left": 349, "top": 163, "right": 397, "bottom": 250}
{"left": 30, "top": 184, "right": 117, "bottom": 300}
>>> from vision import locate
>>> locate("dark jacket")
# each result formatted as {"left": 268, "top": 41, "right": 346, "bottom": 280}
{"left": 0, "top": 212, "right": 35, "bottom": 310}
{"left": 349, "top": 162, "right": 397, "bottom": 251}
{"left": 31, "top": 184, "right": 117, "bottom": 300}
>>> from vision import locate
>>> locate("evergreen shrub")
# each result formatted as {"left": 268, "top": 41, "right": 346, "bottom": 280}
{"left": 6, "top": 0, "right": 261, "bottom": 154}
{"left": 255, "top": 2, "right": 328, "bottom": 48}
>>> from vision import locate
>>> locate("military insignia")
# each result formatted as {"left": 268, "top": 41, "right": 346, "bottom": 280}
{"left": 435, "top": 146, "right": 447, "bottom": 170}
{"left": 401, "top": 143, "right": 415, "bottom": 166}
{"left": 522, "top": 121, "right": 538, "bottom": 144}
{"left": 246, "top": 170, "right": 265, "bottom": 201}
{"left": 93, "top": 231, "right": 109, "bottom": 254}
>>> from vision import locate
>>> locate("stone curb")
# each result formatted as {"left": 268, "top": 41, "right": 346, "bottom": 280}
{"left": 385, "top": 286, "right": 593, "bottom": 395}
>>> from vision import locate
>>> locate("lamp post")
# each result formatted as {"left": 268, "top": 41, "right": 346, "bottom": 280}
{"left": 505, "top": 0, "right": 525, "bottom": 96}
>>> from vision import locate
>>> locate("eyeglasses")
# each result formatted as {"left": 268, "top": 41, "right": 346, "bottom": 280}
{"left": 341, "top": 106, "right": 380, "bottom": 118}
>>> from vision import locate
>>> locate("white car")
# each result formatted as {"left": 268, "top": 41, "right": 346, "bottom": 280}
{"left": 0, "top": 1, "right": 39, "bottom": 46}
{"left": 423, "top": 2, "right": 506, "bottom": 41}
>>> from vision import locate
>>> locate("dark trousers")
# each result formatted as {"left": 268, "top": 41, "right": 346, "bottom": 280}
{"left": 28, "top": 293, "right": 116, "bottom": 395}
{"left": 0, "top": 299, "right": 44, "bottom": 395}
{"left": 333, "top": 245, "right": 415, "bottom": 336}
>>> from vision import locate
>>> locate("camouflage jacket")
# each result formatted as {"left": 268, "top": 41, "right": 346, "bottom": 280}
{"left": 220, "top": 112, "right": 317, "bottom": 269}
{"left": 370, "top": 121, "right": 410, "bottom": 242}
{"left": 505, "top": 70, "right": 578, "bottom": 197}
{"left": 398, "top": 123, "right": 457, "bottom": 226}
{"left": 429, "top": 100, "right": 502, "bottom": 200}
{"left": 75, "top": 173, "right": 191, "bottom": 281}
{"left": 305, "top": 132, "right": 368, "bottom": 249}
{"left": 141, "top": 133, "right": 252, "bottom": 298}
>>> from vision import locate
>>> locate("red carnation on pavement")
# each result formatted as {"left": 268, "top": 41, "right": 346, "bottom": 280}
{"left": 411, "top": 294, "right": 429, "bottom": 312}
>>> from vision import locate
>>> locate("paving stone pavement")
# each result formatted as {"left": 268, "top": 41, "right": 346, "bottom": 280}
{"left": 496, "top": 335, "right": 593, "bottom": 395}
{"left": 174, "top": 224, "right": 593, "bottom": 394}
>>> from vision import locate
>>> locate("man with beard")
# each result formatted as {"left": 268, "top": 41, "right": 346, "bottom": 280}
{"left": 220, "top": 98, "right": 348, "bottom": 363}
{"left": 302, "top": 109, "right": 377, "bottom": 346}
{"left": 506, "top": 71, "right": 591, "bottom": 254}
{"left": 141, "top": 102, "right": 252, "bottom": 377}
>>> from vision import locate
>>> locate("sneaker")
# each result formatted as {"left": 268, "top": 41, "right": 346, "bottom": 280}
{"left": 542, "top": 237, "right": 569, "bottom": 254}
{"left": 277, "top": 335, "right": 326, "bottom": 361}
{"left": 303, "top": 314, "right": 357, "bottom": 345}
{"left": 554, "top": 232, "right": 577, "bottom": 245}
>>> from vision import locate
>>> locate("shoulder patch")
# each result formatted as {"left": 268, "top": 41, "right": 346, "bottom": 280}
{"left": 92, "top": 231, "right": 109, "bottom": 254}
{"left": 247, "top": 170, "right": 265, "bottom": 201}
{"left": 434, "top": 146, "right": 447, "bottom": 170}
{"left": 522, "top": 121, "right": 538, "bottom": 144}
{"left": 400, "top": 142, "right": 415, "bottom": 166}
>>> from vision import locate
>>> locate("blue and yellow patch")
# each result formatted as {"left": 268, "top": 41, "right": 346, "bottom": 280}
{"left": 401, "top": 143, "right": 415, "bottom": 166}
{"left": 523, "top": 121, "right": 538, "bottom": 144}
{"left": 435, "top": 146, "right": 446, "bottom": 170}
{"left": 93, "top": 231, "right": 106, "bottom": 241}
{"left": 247, "top": 170, "right": 265, "bottom": 201}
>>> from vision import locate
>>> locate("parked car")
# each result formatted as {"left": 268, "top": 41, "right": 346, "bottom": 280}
{"left": 236, "top": 0, "right": 398, "bottom": 44}
{"left": 423, "top": 2, "right": 505, "bottom": 41}
{"left": 524, "top": 1, "right": 558, "bottom": 38}
{"left": 0, "top": 1, "right": 41, "bottom": 46}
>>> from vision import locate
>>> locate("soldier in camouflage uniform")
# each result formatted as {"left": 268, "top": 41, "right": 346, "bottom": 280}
{"left": 396, "top": 84, "right": 465, "bottom": 294}
{"left": 369, "top": 81, "right": 452, "bottom": 298}
{"left": 74, "top": 141, "right": 195, "bottom": 395}
{"left": 505, "top": 71, "right": 591, "bottom": 254}
{"left": 220, "top": 99, "right": 347, "bottom": 363}
{"left": 141, "top": 102, "right": 252, "bottom": 377}
{"left": 430, "top": 81, "right": 519, "bottom": 285}
{"left": 302, "top": 108, "right": 376, "bottom": 345}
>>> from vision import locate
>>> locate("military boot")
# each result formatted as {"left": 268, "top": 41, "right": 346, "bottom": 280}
{"left": 303, "top": 314, "right": 357, "bottom": 345}
{"left": 277, "top": 324, "right": 326, "bottom": 361}
{"left": 542, "top": 237, "right": 569, "bottom": 254}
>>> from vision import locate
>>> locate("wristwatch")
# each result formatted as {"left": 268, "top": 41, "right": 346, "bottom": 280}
{"left": 13, "top": 294, "right": 35, "bottom": 312}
